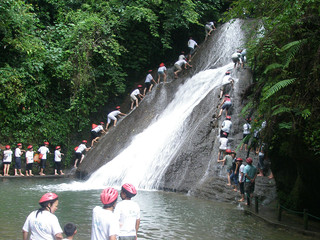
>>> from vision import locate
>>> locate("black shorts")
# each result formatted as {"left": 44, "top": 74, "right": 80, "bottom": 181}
{"left": 15, "top": 157, "right": 22, "bottom": 169}
{"left": 245, "top": 181, "right": 255, "bottom": 194}
{"left": 75, "top": 152, "right": 82, "bottom": 160}
{"left": 26, "top": 163, "right": 33, "bottom": 171}
{"left": 243, "top": 134, "right": 250, "bottom": 144}
{"left": 144, "top": 82, "right": 151, "bottom": 90}
{"left": 40, "top": 159, "right": 46, "bottom": 169}
{"left": 91, "top": 130, "right": 100, "bottom": 140}
{"left": 239, "top": 182, "right": 244, "bottom": 194}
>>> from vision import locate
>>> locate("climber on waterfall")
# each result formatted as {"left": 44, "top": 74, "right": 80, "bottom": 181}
{"left": 143, "top": 70, "right": 157, "bottom": 96}
{"left": 74, "top": 140, "right": 91, "bottom": 168}
{"left": 174, "top": 59, "right": 192, "bottom": 79}
{"left": 187, "top": 37, "right": 198, "bottom": 59}
{"left": 105, "top": 106, "right": 127, "bottom": 131}
{"left": 231, "top": 50, "right": 242, "bottom": 68}
{"left": 240, "top": 117, "right": 251, "bottom": 151}
{"left": 157, "top": 63, "right": 167, "bottom": 84}
{"left": 130, "top": 85, "right": 144, "bottom": 109}
{"left": 217, "top": 94, "right": 232, "bottom": 118}
{"left": 219, "top": 71, "right": 234, "bottom": 99}
{"left": 217, "top": 131, "right": 228, "bottom": 162}
{"left": 241, "top": 49, "right": 247, "bottom": 68}
{"left": 217, "top": 148, "right": 233, "bottom": 186}
{"left": 114, "top": 183, "right": 140, "bottom": 240}
{"left": 178, "top": 51, "right": 187, "bottom": 61}
{"left": 91, "top": 122, "right": 106, "bottom": 147}
{"left": 205, "top": 21, "right": 216, "bottom": 39}
{"left": 220, "top": 115, "right": 232, "bottom": 137}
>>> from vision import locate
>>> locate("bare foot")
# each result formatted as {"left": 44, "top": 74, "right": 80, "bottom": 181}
{"left": 238, "top": 199, "right": 244, "bottom": 202}
{"left": 30, "top": 174, "right": 34, "bottom": 176}
{"left": 26, "top": 174, "right": 29, "bottom": 177}
{"left": 15, "top": 174, "right": 19, "bottom": 176}
{"left": 55, "top": 173, "right": 59, "bottom": 175}
{"left": 233, "top": 189, "right": 238, "bottom": 192}
{"left": 61, "top": 172, "right": 65, "bottom": 175}
{"left": 20, "top": 174, "right": 24, "bottom": 176}
{"left": 226, "top": 183, "right": 231, "bottom": 186}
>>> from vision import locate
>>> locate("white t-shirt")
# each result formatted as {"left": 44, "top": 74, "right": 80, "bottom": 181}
{"left": 54, "top": 150, "right": 62, "bottom": 162}
{"left": 22, "top": 210, "right": 62, "bottom": 240}
{"left": 92, "top": 125, "right": 104, "bottom": 133}
{"left": 91, "top": 206, "right": 119, "bottom": 240}
{"left": 38, "top": 146, "right": 50, "bottom": 159}
{"left": 158, "top": 66, "right": 167, "bottom": 73}
{"left": 108, "top": 110, "right": 121, "bottom": 118}
{"left": 15, "top": 148, "right": 22, "bottom": 158}
{"left": 239, "top": 164, "right": 245, "bottom": 182}
{"left": 221, "top": 120, "right": 232, "bottom": 133}
{"left": 243, "top": 123, "right": 251, "bottom": 134}
{"left": 188, "top": 39, "right": 197, "bottom": 49}
{"left": 222, "top": 75, "right": 232, "bottom": 85}
{"left": 219, "top": 137, "right": 228, "bottom": 150}
{"left": 145, "top": 73, "right": 153, "bottom": 83}
{"left": 26, "top": 151, "right": 34, "bottom": 164}
{"left": 114, "top": 200, "right": 140, "bottom": 237}
{"left": 76, "top": 143, "right": 87, "bottom": 153}
{"left": 178, "top": 54, "right": 186, "bottom": 61}
{"left": 3, "top": 149, "right": 13, "bottom": 163}
{"left": 175, "top": 59, "right": 187, "bottom": 67}
{"left": 130, "top": 89, "right": 140, "bottom": 96}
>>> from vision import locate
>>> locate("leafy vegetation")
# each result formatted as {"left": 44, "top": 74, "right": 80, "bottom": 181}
{"left": 225, "top": 0, "right": 320, "bottom": 215}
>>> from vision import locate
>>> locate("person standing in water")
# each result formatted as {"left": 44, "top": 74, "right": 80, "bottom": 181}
{"left": 14, "top": 143, "right": 25, "bottom": 176}
{"left": 25, "top": 145, "right": 34, "bottom": 176}
{"left": 54, "top": 146, "right": 64, "bottom": 175}
{"left": 243, "top": 157, "right": 258, "bottom": 206}
{"left": 22, "top": 192, "right": 63, "bottom": 240}
{"left": 91, "top": 187, "right": 119, "bottom": 240}
{"left": 114, "top": 183, "right": 140, "bottom": 240}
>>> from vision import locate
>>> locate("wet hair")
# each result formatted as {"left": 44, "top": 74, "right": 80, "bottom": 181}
{"left": 64, "top": 222, "right": 77, "bottom": 237}
{"left": 36, "top": 198, "right": 58, "bottom": 218}
{"left": 103, "top": 198, "right": 118, "bottom": 209}
{"left": 121, "top": 187, "right": 135, "bottom": 199}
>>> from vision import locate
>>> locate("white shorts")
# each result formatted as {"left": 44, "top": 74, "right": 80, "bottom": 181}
{"left": 107, "top": 115, "right": 117, "bottom": 123}
{"left": 130, "top": 93, "right": 137, "bottom": 102}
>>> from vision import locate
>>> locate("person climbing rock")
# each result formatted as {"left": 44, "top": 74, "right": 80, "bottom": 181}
{"left": 205, "top": 21, "right": 216, "bottom": 39}
{"left": 174, "top": 59, "right": 192, "bottom": 79}
{"left": 91, "top": 122, "right": 106, "bottom": 147}
{"left": 74, "top": 140, "right": 91, "bottom": 168}
{"left": 240, "top": 49, "right": 247, "bottom": 68}
{"left": 240, "top": 117, "right": 251, "bottom": 151}
{"left": 143, "top": 70, "right": 157, "bottom": 96}
{"left": 130, "top": 85, "right": 144, "bottom": 110}
{"left": 14, "top": 143, "right": 25, "bottom": 176}
{"left": 22, "top": 192, "right": 63, "bottom": 240}
{"left": 220, "top": 115, "right": 232, "bottom": 137}
{"left": 157, "top": 63, "right": 167, "bottom": 83}
{"left": 38, "top": 141, "right": 50, "bottom": 176}
{"left": 105, "top": 106, "right": 127, "bottom": 131}
{"left": 217, "top": 94, "right": 232, "bottom": 118}
{"left": 218, "top": 148, "right": 233, "bottom": 186}
{"left": 231, "top": 50, "right": 242, "bottom": 69}
{"left": 178, "top": 51, "right": 187, "bottom": 61}
{"left": 114, "top": 183, "right": 140, "bottom": 240}
{"left": 219, "top": 71, "right": 234, "bottom": 99}
{"left": 187, "top": 37, "right": 198, "bottom": 59}
{"left": 3, "top": 145, "right": 13, "bottom": 176}
{"left": 91, "top": 187, "right": 119, "bottom": 240}
{"left": 243, "top": 157, "right": 258, "bottom": 206}
{"left": 217, "top": 132, "right": 228, "bottom": 162}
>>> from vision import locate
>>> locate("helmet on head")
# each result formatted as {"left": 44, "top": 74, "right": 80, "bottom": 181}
{"left": 148, "top": 69, "right": 152, "bottom": 73}
{"left": 222, "top": 132, "right": 228, "bottom": 137}
{"left": 231, "top": 150, "right": 236, "bottom": 155}
{"left": 122, "top": 183, "right": 137, "bottom": 197}
{"left": 137, "top": 85, "right": 142, "bottom": 88}
{"left": 27, "top": 145, "right": 33, "bottom": 149}
{"left": 39, "top": 192, "right": 58, "bottom": 203}
{"left": 100, "top": 122, "right": 104, "bottom": 125}
{"left": 55, "top": 146, "right": 61, "bottom": 150}
{"left": 246, "top": 117, "right": 251, "bottom": 122}
{"left": 5, "top": 145, "right": 10, "bottom": 149}
{"left": 225, "top": 94, "right": 230, "bottom": 98}
{"left": 116, "top": 106, "right": 121, "bottom": 109}
{"left": 236, "top": 157, "right": 243, "bottom": 162}
{"left": 44, "top": 141, "right": 49, "bottom": 145}
{"left": 159, "top": 63, "right": 165, "bottom": 67}
{"left": 226, "top": 116, "right": 231, "bottom": 120}
{"left": 82, "top": 140, "right": 87, "bottom": 143}
{"left": 246, "top": 157, "right": 253, "bottom": 164}
{"left": 100, "top": 187, "right": 118, "bottom": 205}
{"left": 225, "top": 71, "right": 231, "bottom": 75}
{"left": 17, "top": 143, "right": 22, "bottom": 146}
{"left": 226, "top": 149, "right": 232, "bottom": 154}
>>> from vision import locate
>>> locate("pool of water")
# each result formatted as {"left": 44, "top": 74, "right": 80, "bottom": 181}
{"left": 0, "top": 178, "right": 314, "bottom": 239}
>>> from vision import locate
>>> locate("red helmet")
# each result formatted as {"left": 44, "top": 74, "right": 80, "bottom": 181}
{"left": 116, "top": 106, "right": 121, "bottom": 109}
{"left": 5, "top": 145, "right": 10, "bottom": 149}
{"left": 225, "top": 71, "right": 231, "bottom": 75}
{"left": 122, "top": 183, "right": 137, "bottom": 196}
{"left": 55, "top": 146, "right": 61, "bottom": 150}
{"left": 39, "top": 192, "right": 58, "bottom": 203}
{"left": 246, "top": 117, "right": 251, "bottom": 122}
{"left": 148, "top": 69, "right": 152, "bottom": 73}
{"left": 44, "top": 141, "right": 49, "bottom": 145}
{"left": 236, "top": 157, "right": 243, "bottom": 162}
{"left": 100, "top": 122, "right": 104, "bottom": 125}
{"left": 137, "top": 85, "right": 142, "bottom": 88}
{"left": 28, "top": 145, "right": 33, "bottom": 149}
{"left": 222, "top": 132, "right": 228, "bottom": 137}
{"left": 159, "top": 63, "right": 165, "bottom": 67}
{"left": 246, "top": 157, "right": 253, "bottom": 164}
{"left": 17, "top": 143, "right": 22, "bottom": 146}
{"left": 226, "top": 116, "right": 231, "bottom": 120}
{"left": 82, "top": 140, "right": 87, "bottom": 143}
{"left": 100, "top": 187, "right": 118, "bottom": 205}
{"left": 226, "top": 149, "right": 232, "bottom": 153}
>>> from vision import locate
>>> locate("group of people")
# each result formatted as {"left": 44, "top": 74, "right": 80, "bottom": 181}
{"left": 1, "top": 142, "right": 65, "bottom": 177}
{"left": 22, "top": 183, "right": 140, "bottom": 240}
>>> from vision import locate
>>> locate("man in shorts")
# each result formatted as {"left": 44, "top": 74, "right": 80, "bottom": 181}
{"left": 14, "top": 143, "right": 25, "bottom": 176}
{"left": 217, "top": 148, "right": 233, "bottom": 186}
{"left": 218, "top": 94, "right": 232, "bottom": 118}
{"left": 174, "top": 59, "right": 192, "bottom": 78}
{"left": 130, "top": 85, "right": 143, "bottom": 109}
{"left": 244, "top": 157, "right": 258, "bottom": 206}
{"left": 205, "top": 21, "right": 216, "bottom": 39}
{"left": 91, "top": 122, "right": 106, "bottom": 147}
{"left": 38, "top": 141, "right": 50, "bottom": 176}
{"left": 157, "top": 63, "right": 167, "bottom": 83}
{"left": 219, "top": 71, "right": 234, "bottom": 99}
{"left": 106, "top": 106, "right": 127, "bottom": 130}
{"left": 187, "top": 37, "right": 198, "bottom": 59}
{"left": 217, "top": 132, "right": 228, "bottom": 162}
{"left": 231, "top": 50, "right": 242, "bottom": 68}
{"left": 143, "top": 70, "right": 157, "bottom": 96}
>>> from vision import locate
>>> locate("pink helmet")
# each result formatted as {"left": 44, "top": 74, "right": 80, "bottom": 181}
{"left": 222, "top": 132, "right": 228, "bottom": 137}
{"left": 17, "top": 143, "right": 22, "bottom": 146}
{"left": 226, "top": 149, "right": 231, "bottom": 154}
{"left": 55, "top": 146, "right": 61, "bottom": 150}
{"left": 28, "top": 145, "right": 33, "bottom": 149}
{"left": 100, "top": 187, "right": 118, "bottom": 205}
{"left": 39, "top": 192, "right": 58, "bottom": 203}
{"left": 44, "top": 141, "right": 49, "bottom": 145}
{"left": 148, "top": 69, "right": 152, "bottom": 73}
{"left": 116, "top": 106, "right": 121, "bottom": 109}
{"left": 5, "top": 145, "right": 10, "bottom": 149}
{"left": 236, "top": 157, "right": 243, "bottom": 162}
{"left": 246, "top": 157, "right": 253, "bottom": 164}
{"left": 225, "top": 71, "right": 231, "bottom": 75}
{"left": 122, "top": 183, "right": 137, "bottom": 196}
{"left": 138, "top": 85, "right": 143, "bottom": 88}
{"left": 100, "top": 122, "right": 104, "bottom": 125}
{"left": 226, "top": 116, "right": 231, "bottom": 120}
{"left": 159, "top": 63, "right": 165, "bottom": 67}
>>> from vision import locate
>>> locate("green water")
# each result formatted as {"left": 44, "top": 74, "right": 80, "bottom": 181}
{"left": 0, "top": 178, "right": 315, "bottom": 240}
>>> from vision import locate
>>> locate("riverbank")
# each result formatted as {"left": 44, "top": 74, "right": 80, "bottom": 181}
{"left": 0, "top": 174, "right": 72, "bottom": 179}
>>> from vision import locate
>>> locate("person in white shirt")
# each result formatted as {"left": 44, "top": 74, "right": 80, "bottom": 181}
{"left": 178, "top": 51, "right": 187, "bottom": 61}
{"left": 23, "top": 192, "right": 63, "bottom": 240}
{"left": 231, "top": 50, "right": 242, "bottom": 68}
{"left": 219, "top": 71, "right": 234, "bottom": 99}
{"left": 157, "top": 63, "right": 167, "bottom": 83}
{"left": 54, "top": 146, "right": 64, "bottom": 175}
{"left": 240, "top": 117, "right": 252, "bottom": 151}
{"left": 91, "top": 122, "right": 107, "bottom": 147}
{"left": 3, "top": 145, "right": 13, "bottom": 176}
{"left": 14, "top": 143, "right": 25, "bottom": 176}
{"left": 106, "top": 106, "right": 127, "bottom": 131}
{"left": 74, "top": 140, "right": 91, "bottom": 168}
{"left": 174, "top": 59, "right": 192, "bottom": 78}
{"left": 114, "top": 183, "right": 140, "bottom": 240}
{"left": 143, "top": 70, "right": 157, "bottom": 95}
{"left": 237, "top": 158, "right": 245, "bottom": 202}
{"left": 217, "top": 132, "right": 228, "bottom": 162}
{"left": 25, "top": 145, "right": 34, "bottom": 176}
{"left": 187, "top": 37, "right": 198, "bottom": 59}
{"left": 130, "top": 85, "right": 144, "bottom": 110}
{"left": 220, "top": 115, "right": 232, "bottom": 137}
{"left": 205, "top": 21, "right": 216, "bottom": 39}
{"left": 38, "top": 141, "right": 50, "bottom": 176}
{"left": 91, "top": 187, "right": 119, "bottom": 240}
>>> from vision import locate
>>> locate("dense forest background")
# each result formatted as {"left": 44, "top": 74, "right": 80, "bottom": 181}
{"left": 1, "top": 0, "right": 320, "bottom": 215}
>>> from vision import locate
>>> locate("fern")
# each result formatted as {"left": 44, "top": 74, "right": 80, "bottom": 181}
{"left": 263, "top": 78, "right": 296, "bottom": 100}
{"left": 272, "top": 106, "right": 292, "bottom": 116}
{"left": 241, "top": 101, "right": 253, "bottom": 115}
{"left": 281, "top": 39, "right": 307, "bottom": 69}
{"left": 263, "top": 63, "right": 283, "bottom": 74}
{"left": 278, "top": 122, "right": 292, "bottom": 129}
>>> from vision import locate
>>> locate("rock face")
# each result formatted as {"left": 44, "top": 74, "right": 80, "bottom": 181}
{"left": 77, "top": 19, "right": 277, "bottom": 205}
